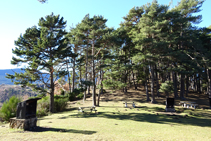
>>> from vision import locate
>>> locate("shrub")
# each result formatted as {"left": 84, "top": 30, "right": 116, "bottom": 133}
{"left": 0, "top": 96, "right": 21, "bottom": 121}
{"left": 67, "top": 92, "right": 76, "bottom": 101}
{"left": 54, "top": 97, "right": 68, "bottom": 112}
{"left": 36, "top": 96, "right": 49, "bottom": 117}
{"left": 77, "top": 93, "right": 84, "bottom": 99}
{"left": 36, "top": 95, "right": 68, "bottom": 116}
{"left": 67, "top": 88, "right": 84, "bottom": 101}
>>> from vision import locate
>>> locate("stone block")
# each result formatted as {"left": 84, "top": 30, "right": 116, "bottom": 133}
{"left": 9, "top": 117, "right": 37, "bottom": 130}
{"left": 165, "top": 107, "right": 175, "bottom": 112}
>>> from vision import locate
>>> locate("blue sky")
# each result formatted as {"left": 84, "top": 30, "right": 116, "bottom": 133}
{"left": 0, "top": 0, "right": 210, "bottom": 70}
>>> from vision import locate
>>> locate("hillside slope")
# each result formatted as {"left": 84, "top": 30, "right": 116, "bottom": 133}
{"left": 0, "top": 84, "right": 38, "bottom": 107}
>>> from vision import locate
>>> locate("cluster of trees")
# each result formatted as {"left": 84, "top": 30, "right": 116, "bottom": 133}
{"left": 7, "top": 0, "right": 211, "bottom": 112}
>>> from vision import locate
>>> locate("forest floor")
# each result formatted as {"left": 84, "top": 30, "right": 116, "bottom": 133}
{"left": 0, "top": 86, "right": 211, "bottom": 141}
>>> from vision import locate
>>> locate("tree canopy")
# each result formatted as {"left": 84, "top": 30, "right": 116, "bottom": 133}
{"left": 9, "top": 0, "right": 211, "bottom": 109}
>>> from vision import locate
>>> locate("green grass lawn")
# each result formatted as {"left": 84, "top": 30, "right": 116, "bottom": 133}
{"left": 1, "top": 100, "right": 211, "bottom": 141}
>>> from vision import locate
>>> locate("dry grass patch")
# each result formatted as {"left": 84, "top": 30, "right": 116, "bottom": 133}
{"left": 1, "top": 88, "right": 211, "bottom": 140}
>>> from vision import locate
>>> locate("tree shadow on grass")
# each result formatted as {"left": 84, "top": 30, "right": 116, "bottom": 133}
{"left": 72, "top": 110, "right": 211, "bottom": 127}
{"left": 27, "top": 126, "right": 96, "bottom": 134}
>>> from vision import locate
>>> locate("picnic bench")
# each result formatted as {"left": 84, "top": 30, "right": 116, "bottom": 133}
{"left": 123, "top": 101, "right": 136, "bottom": 108}
{"left": 180, "top": 101, "right": 198, "bottom": 109}
{"left": 78, "top": 106, "right": 97, "bottom": 113}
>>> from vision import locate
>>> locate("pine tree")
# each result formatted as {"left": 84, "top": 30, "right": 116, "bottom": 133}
{"left": 132, "top": 1, "right": 169, "bottom": 103}
{"left": 6, "top": 13, "right": 73, "bottom": 113}
{"left": 75, "top": 14, "right": 109, "bottom": 106}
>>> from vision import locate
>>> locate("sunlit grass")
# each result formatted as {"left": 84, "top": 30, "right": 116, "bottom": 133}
{"left": 1, "top": 99, "right": 211, "bottom": 141}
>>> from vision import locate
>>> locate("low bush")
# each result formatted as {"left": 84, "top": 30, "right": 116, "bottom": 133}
{"left": 77, "top": 93, "right": 84, "bottom": 99}
{"left": 36, "top": 96, "right": 49, "bottom": 117}
{"left": 54, "top": 97, "right": 68, "bottom": 112}
{"left": 36, "top": 95, "right": 68, "bottom": 116}
{"left": 0, "top": 96, "right": 21, "bottom": 121}
{"left": 67, "top": 92, "right": 76, "bottom": 101}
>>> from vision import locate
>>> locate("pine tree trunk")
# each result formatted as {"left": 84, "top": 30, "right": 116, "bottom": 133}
{"left": 79, "top": 65, "right": 82, "bottom": 85}
{"left": 155, "top": 65, "right": 160, "bottom": 97}
{"left": 97, "top": 63, "right": 103, "bottom": 106}
{"left": 132, "top": 70, "right": 137, "bottom": 90}
{"left": 101, "top": 61, "right": 104, "bottom": 95}
{"left": 180, "top": 73, "right": 185, "bottom": 100}
{"left": 208, "top": 70, "right": 211, "bottom": 96}
{"left": 83, "top": 46, "right": 88, "bottom": 102}
{"left": 66, "top": 58, "right": 71, "bottom": 92}
{"left": 168, "top": 72, "right": 171, "bottom": 81}
{"left": 50, "top": 68, "right": 54, "bottom": 113}
{"left": 144, "top": 66, "right": 150, "bottom": 101}
{"left": 194, "top": 75, "right": 196, "bottom": 92}
{"left": 206, "top": 68, "right": 210, "bottom": 94}
{"left": 150, "top": 65, "right": 156, "bottom": 103}
{"left": 92, "top": 42, "right": 96, "bottom": 106}
{"left": 146, "top": 78, "right": 150, "bottom": 101}
{"left": 197, "top": 74, "right": 201, "bottom": 94}
{"left": 185, "top": 75, "right": 189, "bottom": 97}
{"left": 173, "top": 72, "right": 178, "bottom": 98}
{"left": 124, "top": 70, "right": 127, "bottom": 93}
{"left": 72, "top": 57, "right": 75, "bottom": 92}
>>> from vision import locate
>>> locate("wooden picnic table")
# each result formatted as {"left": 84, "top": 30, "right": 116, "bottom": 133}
{"left": 123, "top": 101, "right": 136, "bottom": 108}
{"left": 180, "top": 101, "right": 198, "bottom": 109}
{"left": 78, "top": 106, "right": 97, "bottom": 113}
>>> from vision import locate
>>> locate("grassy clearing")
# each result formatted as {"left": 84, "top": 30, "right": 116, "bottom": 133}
{"left": 1, "top": 89, "right": 211, "bottom": 141}
{"left": 1, "top": 100, "right": 211, "bottom": 141}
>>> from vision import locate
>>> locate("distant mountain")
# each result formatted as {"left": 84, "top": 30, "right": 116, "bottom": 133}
{"left": 0, "top": 69, "right": 69, "bottom": 85}
{"left": 0, "top": 69, "right": 23, "bottom": 85}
